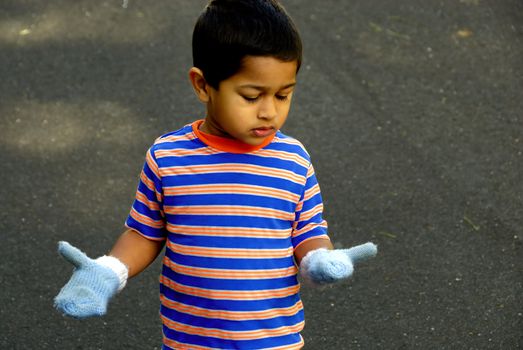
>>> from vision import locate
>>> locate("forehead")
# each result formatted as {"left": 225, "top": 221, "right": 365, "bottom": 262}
{"left": 226, "top": 56, "right": 298, "bottom": 89}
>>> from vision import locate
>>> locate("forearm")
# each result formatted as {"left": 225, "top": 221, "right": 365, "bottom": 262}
{"left": 109, "top": 229, "right": 165, "bottom": 278}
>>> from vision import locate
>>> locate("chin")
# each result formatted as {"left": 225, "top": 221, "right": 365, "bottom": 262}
{"left": 243, "top": 139, "right": 263, "bottom": 146}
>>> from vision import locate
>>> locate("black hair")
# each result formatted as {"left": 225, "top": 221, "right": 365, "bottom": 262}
{"left": 192, "top": 0, "right": 303, "bottom": 89}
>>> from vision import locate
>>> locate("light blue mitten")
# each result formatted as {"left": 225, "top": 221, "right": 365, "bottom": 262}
{"left": 300, "top": 242, "right": 377, "bottom": 285}
{"left": 54, "top": 241, "right": 127, "bottom": 318}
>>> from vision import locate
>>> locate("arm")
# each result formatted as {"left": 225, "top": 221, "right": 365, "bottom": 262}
{"left": 291, "top": 163, "right": 376, "bottom": 284}
{"left": 292, "top": 161, "right": 377, "bottom": 284}
{"left": 55, "top": 144, "right": 168, "bottom": 318}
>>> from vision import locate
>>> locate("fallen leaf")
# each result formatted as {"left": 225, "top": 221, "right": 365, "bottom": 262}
{"left": 19, "top": 28, "right": 31, "bottom": 36}
{"left": 369, "top": 22, "right": 383, "bottom": 33}
{"left": 456, "top": 29, "right": 473, "bottom": 38}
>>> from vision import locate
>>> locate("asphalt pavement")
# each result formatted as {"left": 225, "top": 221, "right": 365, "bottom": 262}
{"left": 1, "top": 0, "right": 521, "bottom": 349}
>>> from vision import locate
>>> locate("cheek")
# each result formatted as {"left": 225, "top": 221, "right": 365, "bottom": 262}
{"left": 278, "top": 102, "right": 292, "bottom": 117}
{"left": 216, "top": 99, "right": 252, "bottom": 125}
{"left": 215, "top": 97, "right": 237, "bottom": 119}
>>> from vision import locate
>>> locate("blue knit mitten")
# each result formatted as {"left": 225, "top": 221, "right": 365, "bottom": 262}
{"left": 54, "top": 241, "right": 127, "bottom": 318}
{"left": 300, "top": 242, "right": 377, "bottom": 285}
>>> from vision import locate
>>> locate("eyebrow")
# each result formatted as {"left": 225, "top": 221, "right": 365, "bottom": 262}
{"left": 238, "top": 82, "right": 296, "bottom": 91}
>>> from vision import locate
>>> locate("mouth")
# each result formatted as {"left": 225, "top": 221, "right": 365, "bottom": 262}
{"left": 252, "top": 126, "right": 275, "bottom": 138}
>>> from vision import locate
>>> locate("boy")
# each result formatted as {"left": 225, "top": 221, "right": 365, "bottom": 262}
{"left": 55, "top": 1, "right": 377, "bottom": 349}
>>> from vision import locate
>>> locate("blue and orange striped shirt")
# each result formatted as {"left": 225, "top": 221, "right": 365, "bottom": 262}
{"left": 126, "top": 120, "right": 330, "bottom": 349}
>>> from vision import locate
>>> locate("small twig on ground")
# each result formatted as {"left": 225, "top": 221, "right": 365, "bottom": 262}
{"left": 378, "top": 231, "right": 397, "bottom": 239}
{"left": 463, "top": 215, "right": 480, "bottom": 231}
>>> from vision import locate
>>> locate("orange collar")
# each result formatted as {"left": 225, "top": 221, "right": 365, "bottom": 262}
{"left": 191, "top": 120, "right": 275, "bottom": 154}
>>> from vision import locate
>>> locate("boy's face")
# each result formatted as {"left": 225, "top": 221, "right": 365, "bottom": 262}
{"left": 202, "top": 56, "right": 298, "bottom": 146}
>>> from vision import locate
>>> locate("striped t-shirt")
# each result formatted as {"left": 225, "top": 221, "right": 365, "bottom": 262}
{"left": 126, "top": 120, "right": 330, "bottom": 349}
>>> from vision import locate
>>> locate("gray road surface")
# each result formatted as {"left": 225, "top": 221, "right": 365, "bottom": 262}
{"left": 1, "top": 1, "right": 521, "bottom": 349}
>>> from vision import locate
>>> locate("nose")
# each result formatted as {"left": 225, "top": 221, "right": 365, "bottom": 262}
{"left": 258, "top": 97, "right": 277, "bottom": 120}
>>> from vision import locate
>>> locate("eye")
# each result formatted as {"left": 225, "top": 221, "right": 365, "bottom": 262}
{"left": 243, "top": 95, "right": 260, "bottom": 103}
{"left": 275, "top": 95, "right": 289, "bottom": 101}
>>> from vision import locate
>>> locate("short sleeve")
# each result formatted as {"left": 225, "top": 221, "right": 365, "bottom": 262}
{"left": 125, "top": 146, "right": 167, "bottom": 240}
{"left": 291, "top": 163, "right": 329, "bottom": 249}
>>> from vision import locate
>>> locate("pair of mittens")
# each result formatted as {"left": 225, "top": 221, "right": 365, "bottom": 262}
{"left": 300, "top": 242, "right": 377, "bottom": 284}
{"left": 55, "top": 241, "right": 376, "bottom": 317}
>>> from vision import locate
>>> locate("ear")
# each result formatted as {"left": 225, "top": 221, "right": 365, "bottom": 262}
{"left": 189, "top": 67, "right": 211, "bottom": 103}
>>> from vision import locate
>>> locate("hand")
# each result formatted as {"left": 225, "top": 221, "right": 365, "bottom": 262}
{"left": 300, "top": 242, "right": 377, "bottom": 285}
{"left": 54, "top": 241, "right": 120, "bottom": 318}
